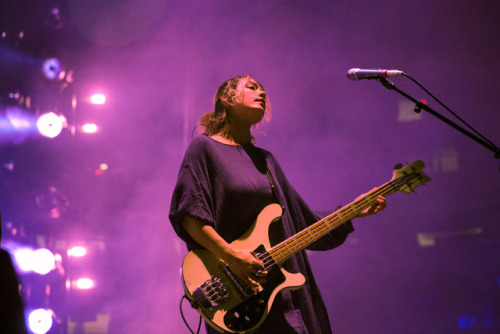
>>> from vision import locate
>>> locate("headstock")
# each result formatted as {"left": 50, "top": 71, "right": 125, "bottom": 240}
{"left": 391, "top": 160, "right": 431, "bottom": 194}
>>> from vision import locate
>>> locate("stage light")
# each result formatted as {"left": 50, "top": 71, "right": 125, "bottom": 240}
{"left": 5, "top": 106, "right": 33, "bottom": 130}
{"left": 10, "top": 247, "right": 55, "bottom": 275}
{"left": 458, "top": 316, "right": 476, "bottom": 329}
{"left": 72, "top": 278, "right": 95, "bottom": 290}
{"left": 36, "top": 112, "right": 66, "bottom": 138}
{"left": 42, "top": 58, "right": 63, "bottom": 80}
{"left": 13, "top": 248, "right": 35, "bottom": 273}
{"left": 31, "top": 249, "right": 56, "bottom": 275}
{"left": 81, "top": 123, "right": 98, "bottom": 133}
{"left": 95, "top": 163, "right": 109, "bottom": 176}
{"left": 89, "top": 93, "right": 106, "bottom": 105}
{"left": 28, "top": 309, "right": 54, "bottom": 334}
{"left": 35, "top": 186, "right": 69, "bottom": 219}
{"left": 67, "top": 246, "right": 87, "bottom": 258}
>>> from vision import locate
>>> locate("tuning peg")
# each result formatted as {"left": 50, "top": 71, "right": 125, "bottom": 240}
{"left": 393, "top": 163, "right": 403, "bottom": 170}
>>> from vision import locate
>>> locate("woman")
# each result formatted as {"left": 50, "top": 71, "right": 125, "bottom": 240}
{"left": 169, "top": 75, "right": 386, "bottom": 333}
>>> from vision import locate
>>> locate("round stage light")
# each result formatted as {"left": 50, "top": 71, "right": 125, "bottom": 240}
{"left": 13, "top": 248, "right": 34, "bottom": 273}
{"left": 36, "top": 112, "right": 65, "bottom": 138}
{"left": 31, "top": 248, "right": 56, "bottom": 275}
{"left": 42, "top": 58, "right": 63, "bottom": 80}
{"left": 28, "top": 309, "right": 53, "bottom": 334}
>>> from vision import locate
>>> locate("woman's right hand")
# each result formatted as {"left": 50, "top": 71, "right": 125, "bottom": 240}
{"left": 222, "top": 246, "right": 268, "bottom": 290}
{"left": 181, "top": 217, "right": 268, "bottom": 290}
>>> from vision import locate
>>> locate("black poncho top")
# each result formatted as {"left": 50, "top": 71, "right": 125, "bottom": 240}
{"left": 170, "top": 134, "right": 354, "bottom": 333}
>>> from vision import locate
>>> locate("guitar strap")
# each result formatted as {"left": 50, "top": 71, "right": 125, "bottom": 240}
{"left": 265, "top": 162, "right": 282, "bottom": 206}
{"left": 247, "top": 144, "right": 282, "bottom": 206}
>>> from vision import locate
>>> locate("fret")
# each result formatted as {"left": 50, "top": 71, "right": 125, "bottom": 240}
{"left": 305, "top": 227, "right": 317, "bottom": 239}
{"left": 343, "top": 207, "right": 355, "bottom": 220}
{"left": 336, "top": 210, "right": 348, "bottom": 223}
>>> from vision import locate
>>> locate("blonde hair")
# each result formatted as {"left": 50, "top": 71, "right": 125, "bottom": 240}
{"left": 199, "top": 75, "right": 271, "bottom": 137}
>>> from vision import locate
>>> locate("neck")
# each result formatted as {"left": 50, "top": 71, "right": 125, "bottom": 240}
{"left": 219, "top": 123, "right": 253, "bottom": 145}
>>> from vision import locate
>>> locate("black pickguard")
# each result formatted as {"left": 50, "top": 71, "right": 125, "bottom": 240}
{"left": 223, "top": 244, "right": 285, "bottom": 332}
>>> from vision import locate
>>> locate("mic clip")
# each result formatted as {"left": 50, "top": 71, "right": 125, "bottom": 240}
{"left": 414, "top": 100, "right": 427, "bottom": 114}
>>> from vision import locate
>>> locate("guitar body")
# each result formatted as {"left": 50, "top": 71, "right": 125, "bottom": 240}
{"left": 181, "top": 203, "right": 306, "bottom": 333}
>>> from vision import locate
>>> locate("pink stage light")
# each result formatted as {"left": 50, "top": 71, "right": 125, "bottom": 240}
{"left": 72, "top": 278, "right": 95, "bottom": 290}
{"left": 95, "top": 163, "right": 109, "bottom": 176}
{"left": 67, "top": 246, "right": 87, "bottom": 257}
{"left": 81, "top": 123, "right": 98, "bottom": 133}
{"left": 89, "top": 93, "right": 106, "bottom": 105}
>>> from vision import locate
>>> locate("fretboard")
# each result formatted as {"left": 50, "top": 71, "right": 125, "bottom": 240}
{"left": 268, "top": 180, "right": 398, "bottom": 265}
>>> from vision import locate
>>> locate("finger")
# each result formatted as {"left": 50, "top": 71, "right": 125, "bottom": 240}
{"left": 253, "top": 277, "right": 267, "bottom": 284}
{"left": 246, "top": 276, "right": 261, "bottom": 290}
{"left": 250, "top": 252, "right": 266, "bottom": 268}
{"left": 251, "top": 270, "right": 268, "bottom": 284}
{"left": 251, "top": 263, "right": 265, "bottom": 274}
{"left": 254, "top": 269, "right": 268, "bottom": 277}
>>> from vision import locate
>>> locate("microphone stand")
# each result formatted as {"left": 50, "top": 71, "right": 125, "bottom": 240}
{"left": 376, "top": 77, "right": 500, "bottom": 159}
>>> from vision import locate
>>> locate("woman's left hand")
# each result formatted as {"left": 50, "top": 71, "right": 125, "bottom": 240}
{"left": 356, "top": 194, "right": 387, "bottom": 218}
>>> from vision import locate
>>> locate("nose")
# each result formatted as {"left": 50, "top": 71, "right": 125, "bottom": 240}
{"left": 258, "top": 89, "right": 266, "bottom": 99}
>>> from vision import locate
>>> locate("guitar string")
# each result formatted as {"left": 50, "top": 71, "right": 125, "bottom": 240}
{"left": 263, "top": 175, "right": 411, "bottom": 266}
{"left": 258, "top": 183, "right": 393, "bottom": 269}
{"left": 264, "top": 173, "right": 417, "bottom": 267}
{"left": 258, "top": 173, "right": 417, "bottom": 270}
{"left": 257, "top": 183, "right": 392, "bottom": 269}
{"left": 202, "top": 172, "right": 419, "bottom": 295}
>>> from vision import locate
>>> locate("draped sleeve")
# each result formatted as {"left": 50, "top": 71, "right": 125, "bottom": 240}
{"left": 169, "top": 138, "right": 216, "bottom": 250}
{"left": 265, "top": 152, "right": 354, "bottom": 251}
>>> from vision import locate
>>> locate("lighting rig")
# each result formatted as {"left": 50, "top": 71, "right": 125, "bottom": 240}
{"left": 1, "top": 2, "right": 109, "bottom": 333}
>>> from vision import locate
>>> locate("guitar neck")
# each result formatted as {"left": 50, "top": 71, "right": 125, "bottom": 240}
{"left": 268, "top": 181, "right": 397, "bottom": 264}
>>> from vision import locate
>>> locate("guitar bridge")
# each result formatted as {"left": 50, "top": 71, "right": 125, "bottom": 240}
{"left": 192, "top": 276, "right": 229, "bottom": 310}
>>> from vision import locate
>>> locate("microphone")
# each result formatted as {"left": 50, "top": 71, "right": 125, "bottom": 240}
{"left": 347, "top": 68, "right": 404, "bottom": 81}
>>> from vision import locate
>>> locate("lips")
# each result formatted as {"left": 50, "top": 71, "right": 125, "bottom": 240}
{"left": 255, "top": 98, "right": 266, "bottom": 108}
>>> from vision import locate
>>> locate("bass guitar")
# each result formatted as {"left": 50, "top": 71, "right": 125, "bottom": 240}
{"left": 181, "top": 160, "right": 430, "bottom": 333}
